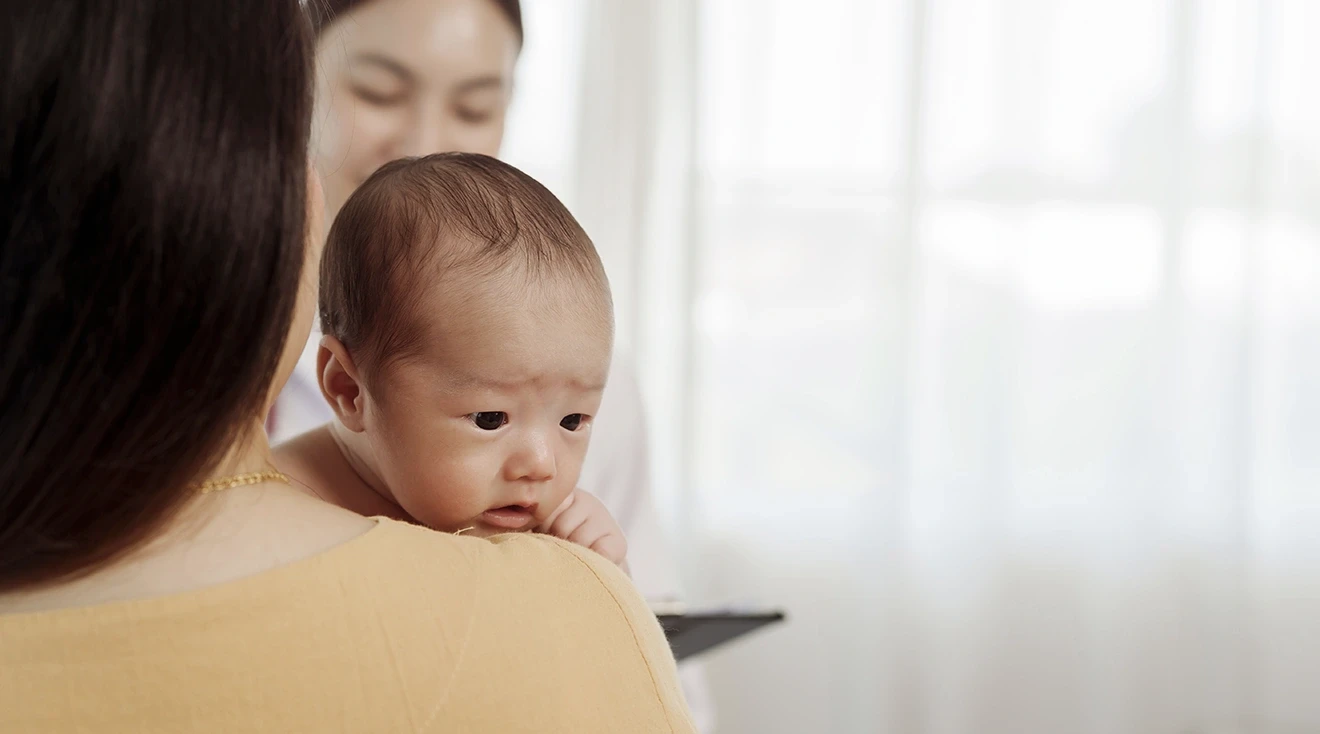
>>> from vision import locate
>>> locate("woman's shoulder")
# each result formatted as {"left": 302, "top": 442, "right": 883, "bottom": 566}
{"left": 365, "top": 519, "right": 656, "bottom": 622}
{"left": 330, "top": 521, "right": 697, "bottom": 731}
{"left": 0, "top": 520, "right": 694, "bottom": 732}
{"left": 336, "top": 520, "right": 670, "bottom": 661}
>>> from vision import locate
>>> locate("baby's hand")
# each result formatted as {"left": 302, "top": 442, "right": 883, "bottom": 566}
{"left": 538, "top": 488, "right": 629, "bottom": 571}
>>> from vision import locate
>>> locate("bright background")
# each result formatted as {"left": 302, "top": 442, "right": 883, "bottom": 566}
{"left": 502, "top": 1, "right": 1320, "bottom": 732}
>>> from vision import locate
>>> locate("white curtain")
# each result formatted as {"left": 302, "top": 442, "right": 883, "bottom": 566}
{"left": 505, "top": 1, "right": 1320, "bottom": 732}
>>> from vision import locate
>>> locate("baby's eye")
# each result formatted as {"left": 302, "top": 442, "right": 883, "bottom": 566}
{"left": 560, "top": 414, "right": 587, "bottom": 432}
{"left": 469, "top": 412, "right": 508, "bottom": 431}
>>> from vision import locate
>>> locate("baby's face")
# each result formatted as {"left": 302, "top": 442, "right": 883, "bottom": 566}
{"left": 361, "top": 281, "right": 612, "bottom": 536}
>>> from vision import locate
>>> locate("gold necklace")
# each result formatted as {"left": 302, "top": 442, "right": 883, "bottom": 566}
{"left": 193, "top": 470, "right": 292, "bottom": 494}
{"left": 196, "top": 471, "right": 476, "bottom": 537}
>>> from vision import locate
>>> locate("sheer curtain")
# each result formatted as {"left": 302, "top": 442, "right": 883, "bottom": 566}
{"left": 506, "top": 1, "right": 1320, "bottom": 732}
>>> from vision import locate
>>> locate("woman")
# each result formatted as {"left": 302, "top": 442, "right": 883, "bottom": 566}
{"left": 280, "top": 0, "right": 694, "bottom": 631}
{"left": 0, "top": 1, "right": 693, "bottom": 731}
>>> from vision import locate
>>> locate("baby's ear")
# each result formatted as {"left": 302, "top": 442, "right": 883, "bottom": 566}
{"left": 318, "top": 335, "right": 366, "bottom": 433}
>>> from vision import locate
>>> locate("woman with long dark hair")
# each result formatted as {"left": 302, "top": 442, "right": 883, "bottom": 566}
{"left": 0, "top": 1, "right": 693, "bottom": 730}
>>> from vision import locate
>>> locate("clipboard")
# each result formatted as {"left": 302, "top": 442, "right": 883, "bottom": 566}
{"left": 656, "top": 609, "right": 786, "bottom": 661}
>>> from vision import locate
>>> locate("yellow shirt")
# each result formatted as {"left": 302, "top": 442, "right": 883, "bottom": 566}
{"left": 0, "top": 519, "right": 695, "bottom": 733}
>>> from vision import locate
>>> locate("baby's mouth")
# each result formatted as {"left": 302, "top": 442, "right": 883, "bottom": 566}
{"left": 480, "top": 504, "right": 538, "bottom": 531}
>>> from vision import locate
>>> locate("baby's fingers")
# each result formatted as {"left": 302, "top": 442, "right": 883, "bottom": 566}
{"left": 588, "top": 531, "right": 628, "bottom": 569}
{"left": 566, "top": 518, "right": 607, "bottom": 550}
{"left": 536, "top": 491, "right": 576, "bottom": 534}
{"left": 546, "top": 498, "right": 592, "bottom": 541}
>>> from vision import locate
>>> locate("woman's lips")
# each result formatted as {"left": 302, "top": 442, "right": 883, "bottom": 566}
{"left": 481, "top": 505, "right": 537, "bottom": 531}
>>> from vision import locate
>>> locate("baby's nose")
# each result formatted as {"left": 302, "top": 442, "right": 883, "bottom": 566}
{"left": 504, "top": 433, "right": 556, "bottom": 483}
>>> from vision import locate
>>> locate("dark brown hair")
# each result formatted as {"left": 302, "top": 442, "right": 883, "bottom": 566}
{"left": 319, "top": 152, "right": 608, "bottom": 375}
{"left": 0, "top": 0, "right": 314, "bottom": 590}
{"left": 308, "top": 0, "right": 523, "bottom": 45}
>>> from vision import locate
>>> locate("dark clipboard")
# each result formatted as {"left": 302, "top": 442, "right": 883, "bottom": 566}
{"left": 657, "top": 609, "right": 786, "bottom": 662}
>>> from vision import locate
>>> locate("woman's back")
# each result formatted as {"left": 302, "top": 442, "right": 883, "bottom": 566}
{"left": 0, "top": 519, "right": 693, "bottom": 733}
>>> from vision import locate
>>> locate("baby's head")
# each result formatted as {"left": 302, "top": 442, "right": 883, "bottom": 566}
{"left": 317, "top": 153, "right": 612, "bottom": 535}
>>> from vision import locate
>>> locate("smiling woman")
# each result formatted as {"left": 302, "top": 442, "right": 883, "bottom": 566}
{"left": 309, "top": 0, "right": 522, "bottom": 216}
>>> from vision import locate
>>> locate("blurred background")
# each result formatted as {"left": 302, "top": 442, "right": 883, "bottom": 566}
{"left": 499, "top": 1, "right": 1320, "bottom": 732}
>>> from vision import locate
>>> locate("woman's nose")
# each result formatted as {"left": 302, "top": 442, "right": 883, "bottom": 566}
{"left": 399, "top": 101, "right": 456, "bottom": 158}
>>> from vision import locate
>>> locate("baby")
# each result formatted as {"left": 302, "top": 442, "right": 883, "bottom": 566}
{"left": 276, "top": 153, "right": 626, "bottom": 568}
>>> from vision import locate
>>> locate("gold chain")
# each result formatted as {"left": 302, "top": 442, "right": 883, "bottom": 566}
{"left": 197, "top": 472, "right": 475, "bottom": 538}
{"left": 193, "top": 470, "right": 292, "bottom": 494}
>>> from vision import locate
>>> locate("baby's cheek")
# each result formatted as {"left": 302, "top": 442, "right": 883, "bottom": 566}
{"left": 413, "top": 452, "right": 501, "bottom": 526}
{"left": 557, "top": 450, "right": 588, "bottom": 493}
{"left": 546, "top": 474, "right": 578, "bottom": 515}
{"left": 398, "top": 464, "right": 471, "bottom": 523}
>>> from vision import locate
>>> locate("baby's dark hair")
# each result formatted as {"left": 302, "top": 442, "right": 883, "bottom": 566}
{"left": 319, "top": 153, "right": 610, "bottom": 374}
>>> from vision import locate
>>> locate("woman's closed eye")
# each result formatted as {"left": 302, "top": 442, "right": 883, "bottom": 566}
{"left": 469, "top": 412, "right": 508, "bottom": 431}
{"left": 455, "top": 105, "right": 496, "bottom": 124}
{"left": 559, "top": 414, "right": 589, "bottom": 432}
{"left": 350, "top": 84, "right": 406, "bottom": 108}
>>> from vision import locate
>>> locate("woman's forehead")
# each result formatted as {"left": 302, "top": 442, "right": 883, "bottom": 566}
{"left": 319, "top": 0, "right": 517, "bottom": 86}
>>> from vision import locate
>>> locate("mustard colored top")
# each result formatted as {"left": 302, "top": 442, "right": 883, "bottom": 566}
{"left": 0, "top": 519, "right": 695, "bottom": 733}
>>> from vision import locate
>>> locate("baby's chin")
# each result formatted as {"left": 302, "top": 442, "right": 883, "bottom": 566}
{"left": 405, "top": 507, "right": 533, "bottom": 538}
{"left": 449, "top": 521, "right": 540, "bottom": 539}
{"left": 458, "top": 524, "right": 521, "bottom": 538}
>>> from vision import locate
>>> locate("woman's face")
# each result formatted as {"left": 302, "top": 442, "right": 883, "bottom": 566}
{"left": 312, "top": 0, "right": 520, "bottom": 218}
